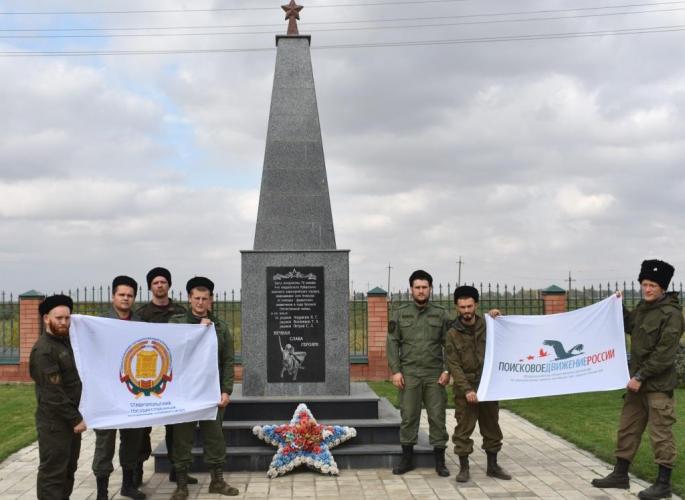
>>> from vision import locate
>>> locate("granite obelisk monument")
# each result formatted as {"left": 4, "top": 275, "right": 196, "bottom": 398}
{"left": 151, "top": 4, "right": 434, "bottom": 472}
{"left": 241, "top": 1, "right": 350, "bottom": 396}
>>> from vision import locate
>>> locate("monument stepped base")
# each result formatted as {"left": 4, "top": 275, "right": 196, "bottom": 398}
{"left": 152, "top": 382, "right": 436, "bottom": 472}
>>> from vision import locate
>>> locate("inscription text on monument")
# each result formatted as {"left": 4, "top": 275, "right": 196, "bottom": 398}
{"left": 267, "top": 267, "right": 325, "bottom": 383}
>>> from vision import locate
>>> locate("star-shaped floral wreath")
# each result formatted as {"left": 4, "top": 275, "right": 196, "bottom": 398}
{"left": 252, "top": 403, "right": 356, "bottom": 478}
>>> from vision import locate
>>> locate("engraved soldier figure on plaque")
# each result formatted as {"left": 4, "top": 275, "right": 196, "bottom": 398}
{"left": 278, "top": 336, "right": 307, "bottom": 381}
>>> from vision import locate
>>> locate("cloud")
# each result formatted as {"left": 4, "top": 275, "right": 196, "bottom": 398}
{"left": 2, "top": 0, "right": 685, "bottom": 294}
{"left": 555, "top": 186, "right": 615, "bottom": 218}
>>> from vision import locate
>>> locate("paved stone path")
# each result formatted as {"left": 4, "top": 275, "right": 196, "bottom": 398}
{"left": 0, "top": 410, "right": 679, "bottom": 499}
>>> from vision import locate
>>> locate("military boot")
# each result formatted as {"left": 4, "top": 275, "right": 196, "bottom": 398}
{"left": 95, "top": 475, "right": 109, "bottom": 500}
{"left": 208, "top": 466, "right": 239, "bottom": 496}
{"left": 456, "top": 455, "right": 470, "bottom": 483}
{"left": 392, "top": 445, "right": 415, "bottom": 475}
{"left": 170, "top": 470, "right": 188, "bottom": 500}
{"left": 169, "top": 468, "right": 198, "bottom": 484}
{"left": 486, "top": 451, "right": 512, "bottom": 480}
{"left": 434, "top": 447, "right": 450, "bottom": 477}
{"left": 637, "top": 465, "right": 672, "bottom": 499}
{"left": 133, "top": 463, "right": 143, "bottom": 487}
{"left": 121, "top": 468, "right": 146, "bottom": 499}
{"left": 591, "top": 457, "right": 630, "bottom": 489}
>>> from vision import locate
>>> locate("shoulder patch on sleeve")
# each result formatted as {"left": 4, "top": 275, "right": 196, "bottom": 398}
{"left": 388, "top": 320, "right": 397, "bottom": 334}
{"left": 48, "top": 372, "right": 62, "bottom": 385}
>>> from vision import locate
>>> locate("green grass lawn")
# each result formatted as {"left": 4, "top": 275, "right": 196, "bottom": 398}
{"left": 0, "top": 384, "right": 36, "bottom": 463}
{"left": 367, "top": 381, "right": 684, "bottom": 496}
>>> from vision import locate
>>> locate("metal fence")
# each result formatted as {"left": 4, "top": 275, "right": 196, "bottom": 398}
{"left": 0, "top": 287, "right": 370, "bottom": 363}
{"left": 567, "top": 281, "right": 685, "bottom": 310}
{"left": 0, "top": 292, "right": 18, "bottom": 364}
{"left": 390, "top": 283, "right": 544, "bottom": 315}
{"left": 63, "top": 286, "right": 244, "bottom": 360}
{"left": 350, "top": 292, "right": 368, "bottom": 362}
{"left": 5, "top": 281, "right": 682, "bottom": 365}
{"left": 390, "top": 281, "right": 685, "bottom": 315}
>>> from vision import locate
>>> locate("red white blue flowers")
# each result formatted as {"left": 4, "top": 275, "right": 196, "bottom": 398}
{"left": 252, "top": 403, "right": 357, "bottom": 478}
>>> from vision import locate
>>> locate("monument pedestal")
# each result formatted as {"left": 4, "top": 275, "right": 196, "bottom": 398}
{"left": 241, "top": 250, "right": 350, "bottom": 396}
{"left": 152, "top": 382, "right": 435, "bottom": 472}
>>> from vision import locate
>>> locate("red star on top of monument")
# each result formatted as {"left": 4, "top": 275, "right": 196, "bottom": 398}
{"left": 282, "top": 0, "right": 303, "bottom": 36}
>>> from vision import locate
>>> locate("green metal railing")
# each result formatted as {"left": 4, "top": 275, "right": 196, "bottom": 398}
{"left": 1, "top": 287, "right": 368, "bottom": 364}
{"left": 5, "top": 281, "right": 681, "bottom": 366}
{"left": 349, "top": 292, "right": 368, "bottom": 362}
{"left": 0, "top": 292, "right": 18, "bottom": 364}
{"left": 390, "top": 282, "right": 544, "bottom": 315}
{"left": 567, "top": 281, "right": 685, "bottom": 310}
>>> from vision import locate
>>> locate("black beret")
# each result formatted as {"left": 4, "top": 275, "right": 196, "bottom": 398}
{"left": 454, "top": 285, "right": 479, "bottom": 303}
{"left": 112, "top": 275, "right": 138, "bottom": 296}
{"left": 409, "top": 269, "right": 433, "bottom": 286}
{"left": 146, "top": 267, "right": 171, "bottom": 288}
{"left": 186, "top": 276, "right": 215, "bottom": 294}
{"left": 39, "top": 294, "right": 74, "bottom": 316}
{"left": 638, "top": 259, "right": 675, "bottom": 290}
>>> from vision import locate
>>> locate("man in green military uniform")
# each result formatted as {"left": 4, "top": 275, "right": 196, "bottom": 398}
{"left": 387, "top": 269, "right": 451, "bottom": 477}
{"left": 136, "top": 267, "right": 187, "bottom": 323}
{"left": 91, "top": 276, "right": 146, "bottom": 500}
{"left": 592, "top": 259, "right": 682, "bottom": 500}
{"left": 30, "top": 294, "right": 87, "bottom": 500}
{"left": 135, "top": 267, "right": 191, "bottom": 486}
{"left": 445, "top": 286, "right": 511, "bottom": 483}
{"left": 169, "top": 276, "right": 239, "bottom": 499}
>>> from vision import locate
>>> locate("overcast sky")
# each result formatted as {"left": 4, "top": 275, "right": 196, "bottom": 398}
{"left": 1, "top": 0, "right": 684, "bottom": 297}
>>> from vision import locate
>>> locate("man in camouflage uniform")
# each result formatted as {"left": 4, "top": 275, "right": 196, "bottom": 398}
{"left": 387, "top": 269, "right": 451, "bottom": 477}
{"left": 169, "top": 276, "right": 239, "bottom": 499}
{"left": 30, "top": 294, "right": 87, "bottom": 500}
{"left": 592, "top": 259, "right": 682, "bottom": 500}
{"left": 135, "top": 267, "right": 190, "bottom": 486}
{"left": 91, "top": 276, "right": 146, "bottom": 500}
{"left": 445, "top": 285, "right": 511, "bottom": 483}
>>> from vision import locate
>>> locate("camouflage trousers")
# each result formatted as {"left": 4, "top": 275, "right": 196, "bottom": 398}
{"left": 451, "top": 397, "right": 503, "bottom": 456}
{"left": 398, "top": 374, "right": 448, "bottom": 448}
{"left": 615, "top": 391, "right": 676, "bottom": 467}
{"left": 36, "top": 419, "right": 81, "bottom": 500}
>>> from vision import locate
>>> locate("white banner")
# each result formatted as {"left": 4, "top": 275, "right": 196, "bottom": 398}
{"left": 477, "top": 295, "right": 629, "bottom": 401}
{"left": 70, "top": 314, "right": 220, "bottom": 429}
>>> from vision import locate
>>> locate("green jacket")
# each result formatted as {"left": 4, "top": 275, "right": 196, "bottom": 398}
{"left": 445, "top": 312, "right": 486, "bottom": 396}
{"left": 29, "top": 333, "right": 83, "bottom": 426}
{"left": 135, "top": 299, "right": 186, "bottom": 323}
{"left": 169, "top": 311, "right": 235, "bottom": 395}
{"left": 102, "top": 305, "right": 140, "bottom": 321}
{"left": 387, "top": 301, "right": 448, "bottom": 377}
{"left": 624, "top": 292, "right": 683, "bottom": 392}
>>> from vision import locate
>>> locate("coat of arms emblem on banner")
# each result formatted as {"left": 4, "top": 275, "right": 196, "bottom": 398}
{"left": 119, "top": 338, "right": 173, "bottom": 397}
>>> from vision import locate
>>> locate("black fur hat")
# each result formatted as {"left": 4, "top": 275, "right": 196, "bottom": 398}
{"left": 112, "top": 275, "right": 138, "bottom": 296}
{"left": 39, "top": 294, "right": 73, "bottom": 316}
{"left": 186, "top": 276, "right": 215, "bottom": 294}
{"left": 454, "top": 285, "right": 479, "bottom": 303}
{"left": 638, "top": 259, "right": 674, "bottom": 290}
{"left": 146, "top": 267, "right": 171, "bottom": 288}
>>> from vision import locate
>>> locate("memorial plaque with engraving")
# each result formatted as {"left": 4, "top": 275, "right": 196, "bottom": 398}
{"left": 267, "top": 267, "right": 325, "bottom": 383}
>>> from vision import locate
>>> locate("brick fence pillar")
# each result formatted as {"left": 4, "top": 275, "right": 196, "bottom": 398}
{"left": 7, "top": 290, "right": 43, "bottom": 382}
{"left": 541, "top": 285, "right": 567, "bottom": 315}
{"left": 366, "top": 287, "right": 390, "bottom": 381}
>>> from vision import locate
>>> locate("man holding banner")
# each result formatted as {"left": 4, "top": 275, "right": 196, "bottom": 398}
{"left": 168, "top": 276, "right": 239, "bottom": 499}
{"left": 135, "top": 266, "right": 191, "bottom": 487}
{"left": 30, "top": 294, "right": 86, "bottom": 500}
{"left": 91, "top": 276, "right": 146, "bottom": 500}
{"left": 445, "top": 286, "right": 511, "bottom": 483}
{"left": 592, "top": 259, "right": 682, "bottom": 500}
